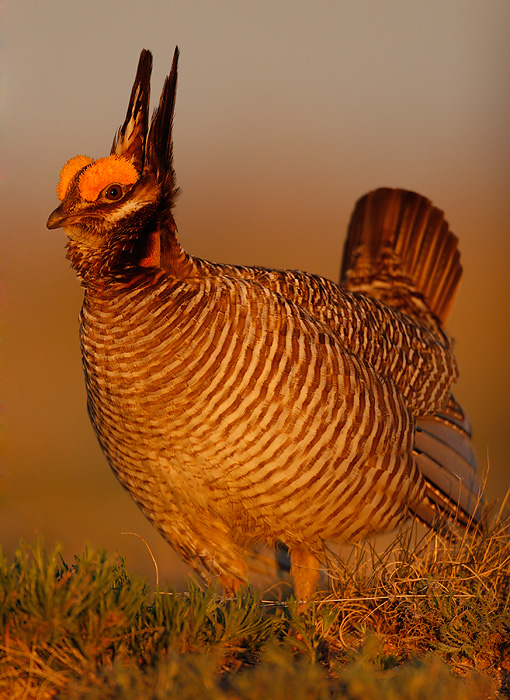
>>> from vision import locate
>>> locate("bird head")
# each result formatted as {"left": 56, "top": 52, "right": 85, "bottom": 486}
{"left": 47, "top": 48, "right": 180, "bottom": 281}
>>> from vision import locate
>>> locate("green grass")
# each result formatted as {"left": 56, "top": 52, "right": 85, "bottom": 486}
{"left": 1, "top": 511, "right": 509, "bottom": 699}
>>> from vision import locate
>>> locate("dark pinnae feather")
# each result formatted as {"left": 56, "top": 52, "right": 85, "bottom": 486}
{"left": 111, "top": 49, "right": 153, "bottom": 172}
{"left": 145, "top": 47, "right": 179, "bottom": 202}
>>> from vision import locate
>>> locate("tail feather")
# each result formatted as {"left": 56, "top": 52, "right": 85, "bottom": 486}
{"left": 412, "top": 396, "right": 483, "bottom": 528}
{"left": 340, "top": 188, "right": 483, "bottom": 529}
{"left": 341, "top": 188, "right": 461, "bottom": 326}
{"left": 416, "top": 398, "right": 477, "bottom": 473}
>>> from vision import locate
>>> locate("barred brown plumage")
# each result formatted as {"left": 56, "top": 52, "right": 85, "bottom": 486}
{"left": 47, "top": 48, "right": 482, "bottom": 601}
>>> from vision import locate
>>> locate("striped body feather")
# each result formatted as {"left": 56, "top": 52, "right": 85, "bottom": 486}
{"left": 188, "top": 258, "right": 456, "bottom": 416}
{"left": 81, "top": 271, "right": 426, "bottom": 581}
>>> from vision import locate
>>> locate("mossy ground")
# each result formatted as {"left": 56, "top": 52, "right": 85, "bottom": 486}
{"left": 1, "top": 510, "right": 509, "bottom": 699}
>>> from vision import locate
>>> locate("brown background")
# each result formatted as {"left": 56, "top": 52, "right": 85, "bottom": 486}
{"left": 2, "top": 1, "right": 509, "bottom": 588}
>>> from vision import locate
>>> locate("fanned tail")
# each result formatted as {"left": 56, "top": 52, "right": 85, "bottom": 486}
{"left": 341, "top": 188, "right": 483, "bottom": 528}
{"left": 341, "top": 188, "right": 462, "bottom": 327}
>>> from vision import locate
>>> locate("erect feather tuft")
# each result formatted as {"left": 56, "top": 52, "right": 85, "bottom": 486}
{"left": 57, "top": 155, "right": 94, "bottom": 200}
{"left": 78, "top": 155, "right": 139, "bottom": 202}
{"left": 145, "top": 47, "right": 180, "bottom": 202}
{"left": 111, "top": 49, "right": 153, "bottom": 171}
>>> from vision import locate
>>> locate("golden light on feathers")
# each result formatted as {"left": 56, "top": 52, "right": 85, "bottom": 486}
{"left": 47, "top": 49, "right": 482, "bottom": 603}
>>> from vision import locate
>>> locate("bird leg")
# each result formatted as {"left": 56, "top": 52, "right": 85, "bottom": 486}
{"left": 290, "top": 549, "right": 320, "bottom": 605}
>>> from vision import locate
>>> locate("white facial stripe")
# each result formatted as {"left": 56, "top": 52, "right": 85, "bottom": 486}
{"left": 107, "top": 197, "right": 148, "bottom": 222}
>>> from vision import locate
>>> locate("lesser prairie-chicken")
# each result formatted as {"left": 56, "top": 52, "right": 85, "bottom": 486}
{"left": 47, "top": 49, "right": 481, "bottom": 600}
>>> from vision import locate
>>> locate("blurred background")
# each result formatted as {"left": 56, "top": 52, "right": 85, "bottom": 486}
{"left": 2, "top": 1, "right": 509, "bottom": 588}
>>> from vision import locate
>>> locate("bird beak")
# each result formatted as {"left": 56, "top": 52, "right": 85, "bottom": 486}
{"left": 46, "top": 205, "right": 68, "bottom": 229}
{"left": 47, "top": 204, "right": 76, "bottom": 230}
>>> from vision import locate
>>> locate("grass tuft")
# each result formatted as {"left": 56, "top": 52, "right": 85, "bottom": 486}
{"left": 322, "top": 509, "right": 510, "bottom": 675}
{"left": 1, "top": 510, "right": 509, "bottom": 698}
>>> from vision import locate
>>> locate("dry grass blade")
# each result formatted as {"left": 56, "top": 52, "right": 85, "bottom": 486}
{"left": 1, "top": 506, "right": 509, "bottom": 698}
{"left": 320, "top": 508, "right": 510, "bottom": 677}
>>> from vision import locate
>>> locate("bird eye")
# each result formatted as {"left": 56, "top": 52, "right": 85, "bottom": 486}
{"left": 103, "top": 184, "right": 124, "bottom": 201}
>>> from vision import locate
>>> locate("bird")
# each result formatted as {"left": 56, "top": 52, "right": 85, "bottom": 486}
{"left": 47, "top": 48, "right": 482, "bottom": 601}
